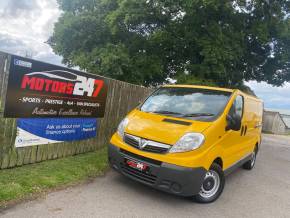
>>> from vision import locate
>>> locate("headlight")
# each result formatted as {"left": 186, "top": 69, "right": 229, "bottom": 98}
{"left": 117, "top": 118, "right": 129, "bottom": 138}
{"left": 169, "top": 133, "right": 205, "bottom": 153}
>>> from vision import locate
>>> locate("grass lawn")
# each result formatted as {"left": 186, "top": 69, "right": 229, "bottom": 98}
{"left": 0, "top": 147, "right": 108, "bottom": 208}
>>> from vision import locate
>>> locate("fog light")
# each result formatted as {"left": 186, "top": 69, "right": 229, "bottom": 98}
{"left": 171, "top": 182, "right": 181, "bottom": 193}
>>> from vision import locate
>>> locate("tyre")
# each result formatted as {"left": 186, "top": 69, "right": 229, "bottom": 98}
{"left": 243, "top": 148, "right": 257, "bottom": 170}
{"left": 194, "top": 163, "right": 225, "bottom": 203}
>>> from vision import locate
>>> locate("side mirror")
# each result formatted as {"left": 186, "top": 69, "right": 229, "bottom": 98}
{"left": 226, "top": 114, "right": 241, "bottom": 131}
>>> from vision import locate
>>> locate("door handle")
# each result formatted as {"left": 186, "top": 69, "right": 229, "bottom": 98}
{"left": 240, "top": 126, "right": 244, "bottom": 136}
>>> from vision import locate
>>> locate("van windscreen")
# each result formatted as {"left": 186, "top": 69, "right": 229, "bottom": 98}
{"left": 140, "top": 87, "right": 232, "bottom": 120}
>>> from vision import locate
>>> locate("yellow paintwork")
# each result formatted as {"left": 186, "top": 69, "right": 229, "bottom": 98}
{"left": 110, "top": 85, "right": 263, "bottom": 171}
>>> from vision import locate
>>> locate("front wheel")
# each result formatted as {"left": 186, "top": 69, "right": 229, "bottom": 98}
{"left": 194, "top": 163, "right": 225, "bottom": 203}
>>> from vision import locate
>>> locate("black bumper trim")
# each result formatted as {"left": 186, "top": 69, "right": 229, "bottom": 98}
{"left": 108, "top": 143, "right": 207, "bottom": 197}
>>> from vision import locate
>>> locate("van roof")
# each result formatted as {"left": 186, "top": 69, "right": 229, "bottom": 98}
{"left": 162, "top": 84, "right": 234, "bottom": 93}
{"left": 162, "top": 84, "right": 263, "bottom": 102}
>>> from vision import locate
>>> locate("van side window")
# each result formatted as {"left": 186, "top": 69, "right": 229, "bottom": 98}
{"left": 230, "top": 95, "right": 244, "bottom": 118}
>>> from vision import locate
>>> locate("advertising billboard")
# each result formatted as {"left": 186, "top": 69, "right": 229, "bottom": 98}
{"left": 4, "top": 55, "right": 108, "bottom": 118}
{"left": 15, "top": 118, "right": 97, "bottom": 147}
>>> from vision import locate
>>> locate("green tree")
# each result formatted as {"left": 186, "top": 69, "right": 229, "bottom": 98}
{"left": 50, "top": 0, "right": 290, "bottom": 88}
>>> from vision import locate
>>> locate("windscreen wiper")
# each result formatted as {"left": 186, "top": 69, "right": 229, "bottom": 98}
{"left": 182, "top": 113, "right": 215, "bottom": 117}
{"left": 150, "top": 110, "right": 183, "bottom": 115}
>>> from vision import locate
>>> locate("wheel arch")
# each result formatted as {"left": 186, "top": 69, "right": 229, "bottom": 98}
{"left": 212, "top": 157, "right": 223, "bottom": 170}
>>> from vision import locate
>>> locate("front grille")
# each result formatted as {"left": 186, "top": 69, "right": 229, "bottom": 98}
{"left": 124, "top": 134, "right": 139, "bottom": 148}
{"left": 142, "top": 145, "right": 168, "bottom": 153}
{"left": 120, "top": 163, "right": 157, "bottom": 184}
{"left": 123, "top": 133, "right": 171, "bottom": 154}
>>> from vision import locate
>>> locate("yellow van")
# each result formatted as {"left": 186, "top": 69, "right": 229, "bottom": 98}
{"left": 109, "top": 85, "right": 263, "bottom": 203}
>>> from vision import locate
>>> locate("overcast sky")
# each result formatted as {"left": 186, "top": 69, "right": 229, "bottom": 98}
{"left": 0, "top": 0, "right": 62, "bottom": 64}
{"left": 0, "top": 0, "right": 289, "bottom": 112}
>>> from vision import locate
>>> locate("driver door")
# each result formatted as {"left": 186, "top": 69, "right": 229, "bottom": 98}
{"left": 221, "top": 95, "right": 246, "bottom": 169}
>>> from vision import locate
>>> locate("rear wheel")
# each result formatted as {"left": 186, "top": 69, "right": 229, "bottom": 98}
{"left": 243, "top": 148, "right": 257, "bottom": 170}
{"left": 194, "top": 163, "right": 225, "bottom": 203}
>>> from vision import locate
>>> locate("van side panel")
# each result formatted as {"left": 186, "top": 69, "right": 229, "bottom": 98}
{"left": 242, "top": 96, "right": 263, "bottom": 155}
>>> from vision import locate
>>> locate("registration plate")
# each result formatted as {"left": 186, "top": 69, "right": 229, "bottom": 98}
{"left": 125, "top": 159, "right": 148, "bottom": 171}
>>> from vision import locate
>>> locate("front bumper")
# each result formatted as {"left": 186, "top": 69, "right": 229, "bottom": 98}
{"left": 108, "top": 143, "right": 207, "bottom": 197}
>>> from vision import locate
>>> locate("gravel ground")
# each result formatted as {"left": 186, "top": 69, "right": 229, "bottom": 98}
{"left": 1, "top": 134, "right": 290, "bottom": 218}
